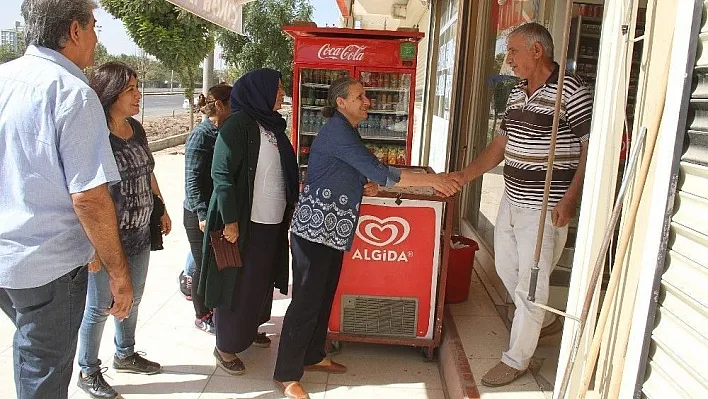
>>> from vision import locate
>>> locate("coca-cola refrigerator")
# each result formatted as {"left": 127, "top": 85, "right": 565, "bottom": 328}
{"left": 282, "top": 26, "right": 424, "bottom": 184}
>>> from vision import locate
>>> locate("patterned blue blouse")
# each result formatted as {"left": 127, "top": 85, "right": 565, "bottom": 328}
{"left": 291, "top": 111, "right": 401, "bottom": 251}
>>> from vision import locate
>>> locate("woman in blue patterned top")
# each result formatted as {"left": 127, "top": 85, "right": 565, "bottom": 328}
{"left": 77, "top": 62, "right": 171, "bottom": 399}
{"left": 273, "top": 76, "right": 460, "bottom": 399}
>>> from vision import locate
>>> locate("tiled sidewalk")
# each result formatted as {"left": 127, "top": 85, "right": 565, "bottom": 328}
{"left": 0, "top": 148, "right": 446, "bottom": 399}
{"left": 447, "top": 269, "right": 555, "bottom": 399}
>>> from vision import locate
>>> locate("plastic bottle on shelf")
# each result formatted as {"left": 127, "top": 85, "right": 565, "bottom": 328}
{"left": 359, "top": 118, "right": 368, "bottom": 136}
{"left": 361, "top": 72, "right": 370, "bottom": 87}
{"left": 300, "top": 111, "right": 308, "bottom": 132}
{"left": 374, "top": 115, "right": 382, "bottom": 135}
{"left": 306, "top": 111, "right": 313, "bottom": 132}
{"left": 391, "top": 74, "right": 399, "bottom": 87}
{"left": 380, "top": 116, "right": 389, "bottom": 136}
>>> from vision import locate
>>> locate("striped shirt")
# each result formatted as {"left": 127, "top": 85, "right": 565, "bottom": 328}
{"left": 499, "top": 64, "right": 593, "bottom": 209}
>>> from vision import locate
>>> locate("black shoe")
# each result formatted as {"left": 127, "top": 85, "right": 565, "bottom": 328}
{"left": 113, "top": 352, "right": 162, "bottom": 375}
{"left": 76, "top": 369, "right": 118, "bottom": 399}
{"left": 179, "top": 271, "right": 192, "bottom": 300}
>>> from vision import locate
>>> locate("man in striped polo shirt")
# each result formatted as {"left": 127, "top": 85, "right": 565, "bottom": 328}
{"left": 452, "top": 23, "right": 592, "bottom": 387}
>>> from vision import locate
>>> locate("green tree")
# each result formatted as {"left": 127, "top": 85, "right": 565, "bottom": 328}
{"left": 0, "top": 45, "right": 20, "bottom": 64}
{"left": 88, "top": 42, "right": 114, "bottom": 72}
{"left": 218, "top": 0, "right": 313, "bottom": 93}
{"left": 101, "top": 0, "right": 214, "bottom": 127}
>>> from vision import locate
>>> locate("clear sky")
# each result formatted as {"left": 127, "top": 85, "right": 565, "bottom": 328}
{"left": 1, "top": 0, "right": 341, "bottom": 56}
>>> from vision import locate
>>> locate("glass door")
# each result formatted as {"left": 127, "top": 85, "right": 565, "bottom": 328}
{"left": 358, "top": 70, "right": 412, "bottom": 166}
{"left": 296, "top": 67, "right": 351, "bottom": 185}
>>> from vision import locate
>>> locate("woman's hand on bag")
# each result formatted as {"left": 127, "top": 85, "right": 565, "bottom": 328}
{"left": 223, "top": 222, "right": 239, "bottom": 243}
{"left": 160, "top": 211, "right": 172, "bottom": 235}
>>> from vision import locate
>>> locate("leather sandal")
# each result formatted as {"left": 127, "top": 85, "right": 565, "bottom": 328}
{"left": 274, "top": 379, "right": 310, "bottom": 399}
{"left": 304, "top": 359, "right": 347, "bottom": 374}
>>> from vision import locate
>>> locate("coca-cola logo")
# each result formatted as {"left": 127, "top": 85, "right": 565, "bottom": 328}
{"left": 356, "top": 216, "right": 410, "bottom": 247}
{"left": 317, "top": 44, "right": 367, "bottom": 61}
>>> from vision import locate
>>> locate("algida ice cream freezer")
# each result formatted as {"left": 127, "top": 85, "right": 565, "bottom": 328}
{"left": 326, "top": 167, "right": 454, "bottom": 360}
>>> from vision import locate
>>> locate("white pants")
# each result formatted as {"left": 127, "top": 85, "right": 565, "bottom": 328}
{"left": 494, "top": 193, "right": 568, "bottom": 370}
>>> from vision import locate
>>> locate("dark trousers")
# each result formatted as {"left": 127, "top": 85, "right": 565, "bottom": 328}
{"left": 0, "top": 265, "right": 88, "bottom": 399}
{"left": 274, "top": 234, "right": 343, "bottom": 382}
{"left": 214, "top": 222, "right": 280, "bottom": 353}
{"left": 183, "top": 208, "right": 210, "bottom": 318}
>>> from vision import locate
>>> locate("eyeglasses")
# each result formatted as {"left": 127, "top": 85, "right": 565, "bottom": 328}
{"left": 205, "top": 99, "right": 229, "bottom": 105}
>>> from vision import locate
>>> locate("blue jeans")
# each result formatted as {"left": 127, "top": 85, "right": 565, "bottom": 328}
{"left": 78, "top": 249, "right": 150, "bottom": 376}
{"left": 0, "top": 265, "right": 88, "bottom": 399}
{"left": 184, "top": 249, "right": 195, "bottom": 276}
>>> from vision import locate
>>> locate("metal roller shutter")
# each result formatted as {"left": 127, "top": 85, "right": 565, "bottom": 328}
{"left": 640, "top": 2, "right": 708, "bottom": 397}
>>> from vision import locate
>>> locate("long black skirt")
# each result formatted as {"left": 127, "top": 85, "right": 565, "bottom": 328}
{"left": 214, "top": 221, "right": 282, "bottom": 353}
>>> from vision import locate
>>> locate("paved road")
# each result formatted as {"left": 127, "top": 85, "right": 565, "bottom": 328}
{"left": 138, "top": 93, "right": 294, "bottom": 121}
{"left": 139, "top": 93, "right": 195, "bottom": 120}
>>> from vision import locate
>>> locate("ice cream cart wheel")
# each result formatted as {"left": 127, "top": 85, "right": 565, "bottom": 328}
{"left": 326, "top": 340, "right": 343, "bottom": 356}
{"left": 422, "top": 346, "right": 436, "bottom": 361}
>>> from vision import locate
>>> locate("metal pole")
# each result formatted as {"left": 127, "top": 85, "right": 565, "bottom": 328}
{"left": 202, "top": 49, "right": 214, "bottom": 96}
{"left": 527, "top": 0, "right": 574, "bottom": 303}
{"left": 170, "top": 70, "right": 174, "bottom": 94}
{"left": 14, "top": 21, "right": 19, "bottom": 54}
{"left": 140, "top": 79, "right": 145, "bottom": 124}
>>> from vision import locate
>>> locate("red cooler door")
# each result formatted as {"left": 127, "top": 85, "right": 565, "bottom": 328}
{"left": 357, "top": 69, "right": 414, "bottom": 166}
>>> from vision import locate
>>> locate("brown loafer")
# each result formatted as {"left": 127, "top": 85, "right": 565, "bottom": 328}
{"left": 252, "top": 332, "right": 271, "bottom": 348}
{"left": 274, "top": 379, "right": 310, "bottom": 399}
{"left": 213, "top": 348, "right": 245, "bottom": 375}
{"left": 304, "top": 360, "right": 347, "bottom": 374}
{"left": 481, "top": 361, "right": 527, "bottom": 387}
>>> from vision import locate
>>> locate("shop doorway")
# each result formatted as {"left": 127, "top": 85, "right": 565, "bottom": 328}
{"left": 458, "top": 0, "right": 647, "bottom": 390}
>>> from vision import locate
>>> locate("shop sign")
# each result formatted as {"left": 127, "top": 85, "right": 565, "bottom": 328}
{"left": 352, "top": 216, "right": 411, "bottom": 262}
{"left": 295, "top": 37, "right": 408, "bottom": 67}
{"left": 317, "top": 44, "right": 367, "bottom": 61}
{"left": 400, "top": 42, "right": 416, "bottom": 60}
{"left": 165, "top": 0, "right": 246, "bottom": 33}
{"left": 348, "top": 205, "right": 436, "bottom": 265}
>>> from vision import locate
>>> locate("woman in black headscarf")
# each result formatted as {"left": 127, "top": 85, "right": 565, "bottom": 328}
{"left": 199, "top": 68, "right": 298, "bottom": 374}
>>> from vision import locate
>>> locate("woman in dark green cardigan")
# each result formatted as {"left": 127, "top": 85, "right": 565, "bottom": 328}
{"left": 199, "top": 69, "right": 298, "bottom": 375}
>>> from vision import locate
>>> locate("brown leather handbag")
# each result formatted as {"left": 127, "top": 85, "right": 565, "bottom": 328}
{"left": 209, "top": 230, "right": 243, "bottom": 270}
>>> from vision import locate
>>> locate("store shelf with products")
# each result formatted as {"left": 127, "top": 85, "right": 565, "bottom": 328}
{"left": 567, "top": 6, "right": 645, "bottom": 116}
{"left": 296, "top": 69, "right": 414, "bottom": 176}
